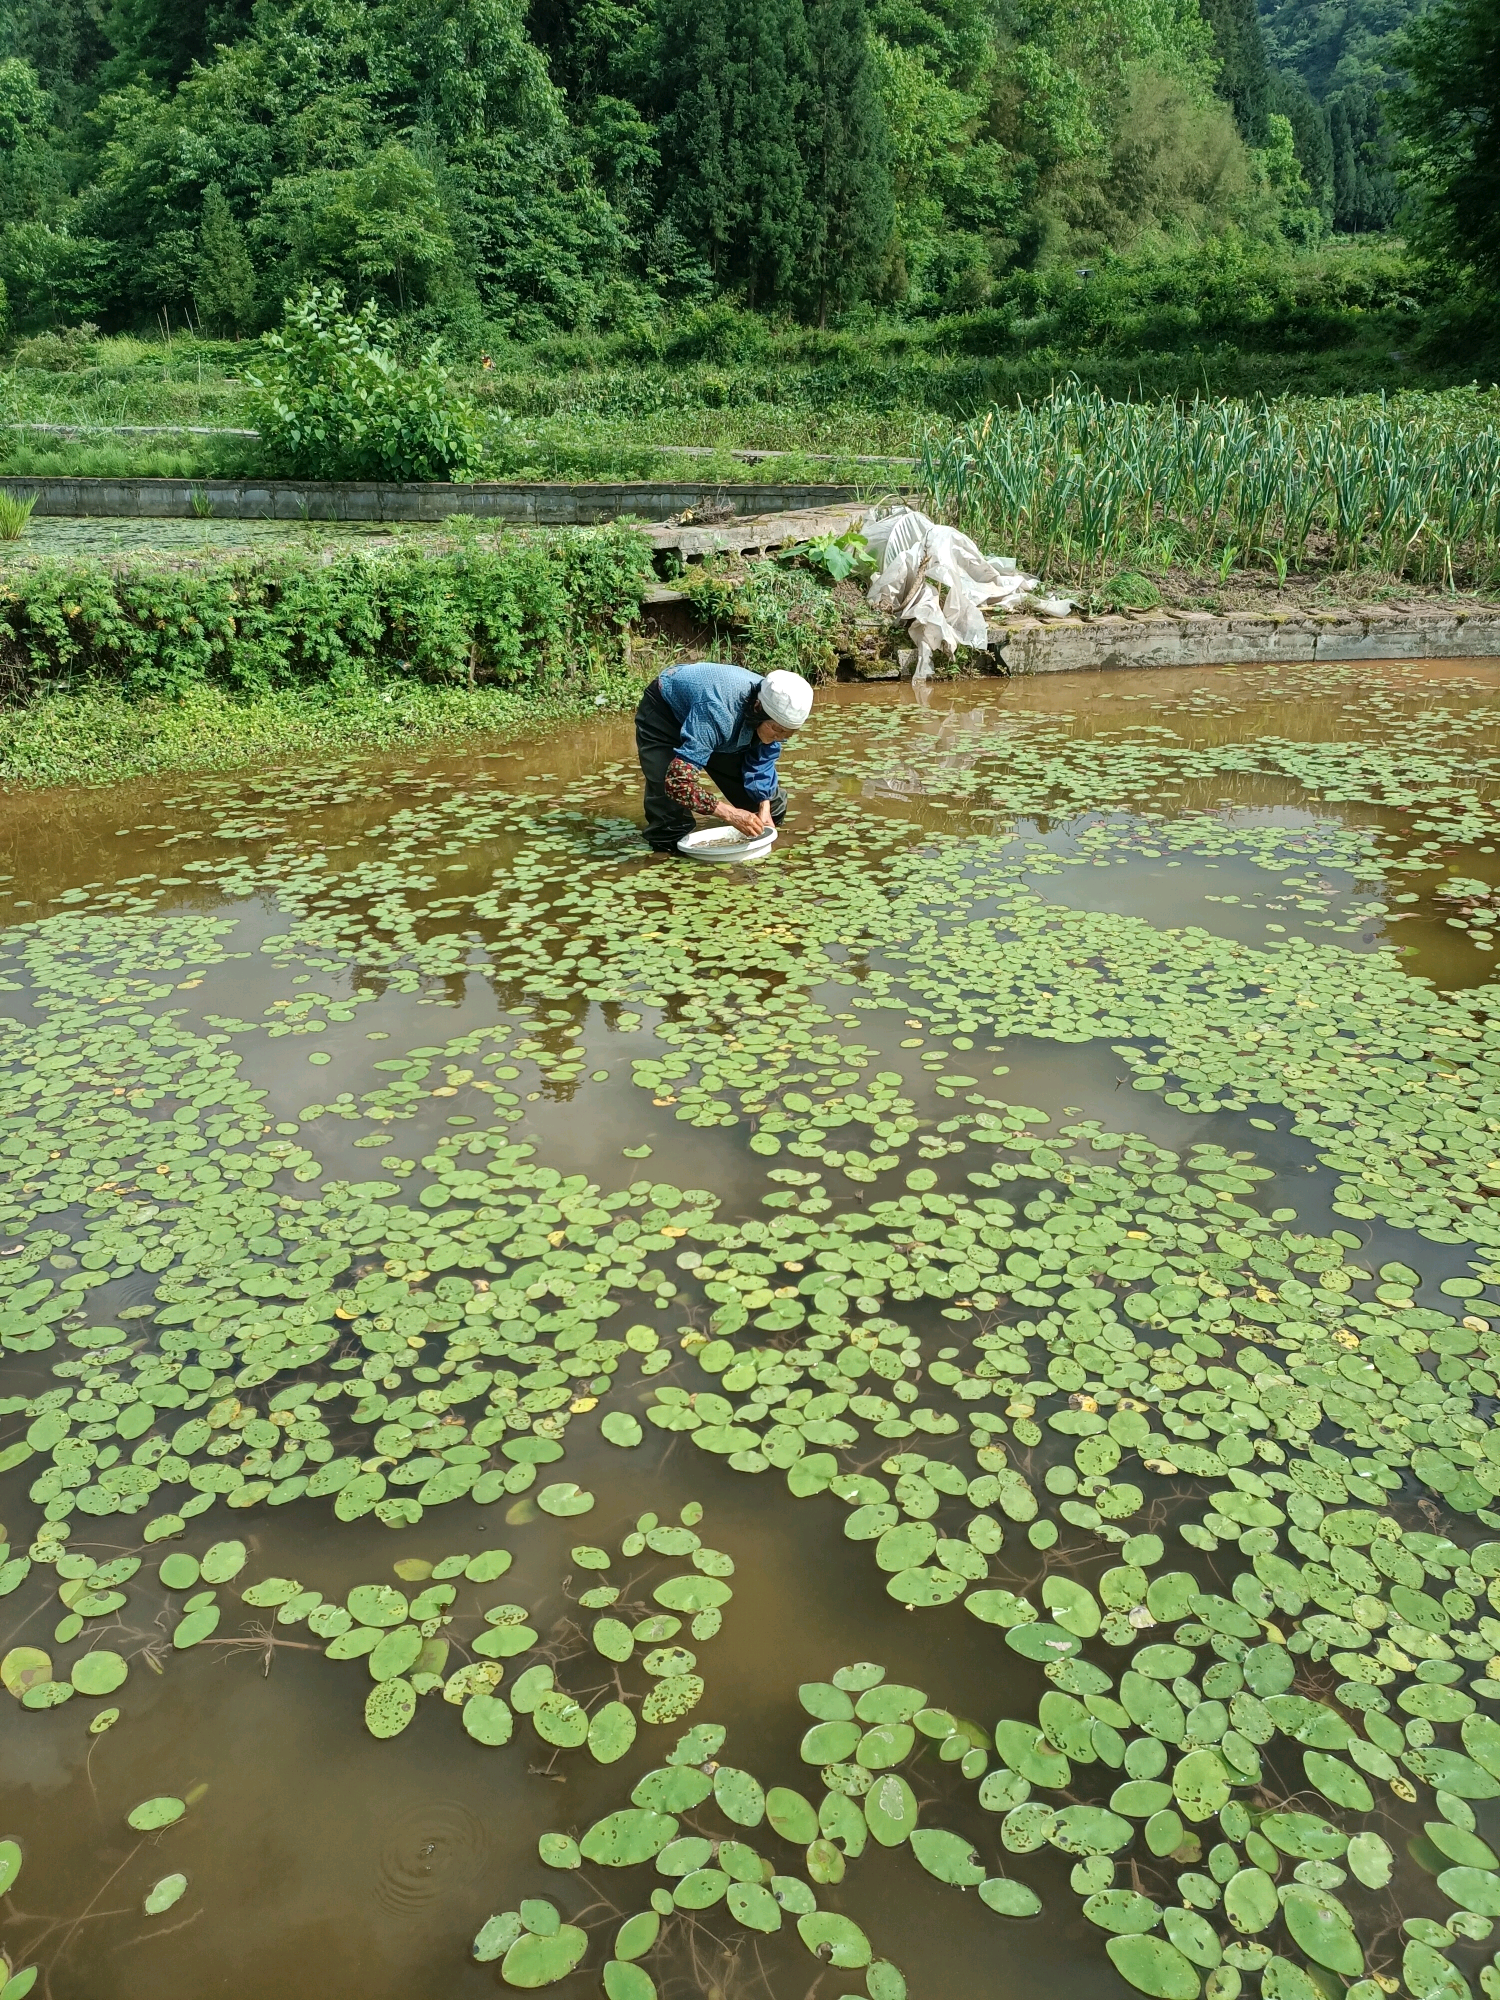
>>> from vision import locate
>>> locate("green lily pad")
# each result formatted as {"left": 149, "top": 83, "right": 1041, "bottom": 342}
{"left": 144, "top": 1874, "right": 187, "bottom": 1915}
{"left": 727, "top": 1881, "right": 782, "bottom": 1932}
{"left": 1438, "top": 1868, "right": 1500, "bottom": 1918}
{"left": 1, "top": 1649, "right": 50, "bottom": 1700}
{"left": 1042, "top": 1577, "right": 1101, "bottom": 1638}
{"left": 864, "top": 1773, "right": 919, "bottom": 1847}
{"left": 1304, "top": 1752, "right": 1373, "bottom": 1813}
{"left": 127, "top": 1797, "right": 185, "bottom": 1832}
{"left": 500, "top": 1925, "right": 587, "bottom": 1988}
{"left": 714, "top": 1767, "right": 765, "bottom": 1826}
{"left": 615, "top": 1911, "right": 660, "bottom": 1961}
{"left": 1106, "top": 1934, "right": 1202, "bottom": 2000}
{"left": 589, "top": 1701, "right": 637, "bottom": 1764}
{"left": 603, "top": 1964, "right": 657, "bottom": 2000}
{"left": 580, "top": 1810, "right": 678, "bottom": 1866}
{"left": 158, "top": 1554, "right": 200, "bottom": 1591}
{"left": 369, "top": 1626, "right": 423, "bottom": 1682}
{"left": 797, "top": 1912, "right": 872, "bottom": 1968}
{"left": 537, "top": 1482, "right": 594, "bottom": 1517}
{"left": 1086, "top": 1891, "right": 1164, "bottom": 1934}
{"left": 981, "top": 1878, "right": 1042, "bottom": 1918}
{"left": 364, "top": 1677, "right": 417, "bottom": 1739}
{"left": 1280, "top": 1885, "right": 1363, "bottom": 1976}
{"left": 199, "top": 1541, "right": 246, "bottom": 1585}
{"left": 1164, "top": 1908, "right": 1221, "bottom": 1968}
{"left": 1225, "top": 1870, "right": 1278, "bottom": 1933}
{"left": 347, "top": 1584, "right": 407, "bottom": 1629}
{"left": 533, "top": 1689, "right": 589, "bottom": 1748}
{"left": 910, "top": 1828, "right": 986, "bottom": 1886}
{"left": 767, "top": 1787, "right": 819, "bottom": 1844}
{"left": 462, "top": 1694, "right": 513, "bottom": 1746}
{"left": 1348, "top": 1833, "right": 1393, "bottom": 1890}
{"left": 0, "top": 1841, "right": 20, "bottom": 1895}
{"left": 70, "top": 1652, "right": 127, "bottom": 1697}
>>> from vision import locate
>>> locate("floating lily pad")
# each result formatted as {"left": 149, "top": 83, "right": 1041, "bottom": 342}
{"left": 127, "top": 1797, "right": 185, "bottom": 1832}
{"left": 1106, "top": 1933, "right": 1202, "bottom": 2000}
{"left": 70, "top": 1652, "right": 127, "bottom": 1697}
{"left": 500, "top": 1925, "right": 587, "bottom": 1988}
{"left": 144, "top": 1874, "right": 187, "bottom": 1915}
{"left": 364, "top": 1678, "right": 417, "bottom": 1740}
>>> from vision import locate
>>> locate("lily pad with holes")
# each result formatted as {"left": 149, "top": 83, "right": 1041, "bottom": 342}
{"left": 797, "top": 1912, "right": 871, "bottom": 1968}
{"left": 910, "top": 1829, "right": 986, "bottom": 1886}
{"left": 347, "top": 1585, "right": 407, "bottom": 1629}
{"left": 1348, "top": 1834, "right": 1393, "bottom": 1890}
{"left": 580, "top": 1810, "right": 678, "bottom": 1867}
{"left": 127, "top": 1797, "right": 185, "bottom": 1832}
{"left": 1438, "top": 1868, "right": 1500, "bottom": 1918}
{"left": 1086, "top": 1892, "right": 1163, "bottom": 1935}
{"left": 364, "top": 1678, "right": 417, "bottom": 1740}
{"left": 199, "top": 1542, "right": 246, "bottom": 1585}
{"left": 727, "top": 1881, "right": 782, "bottom": 1933}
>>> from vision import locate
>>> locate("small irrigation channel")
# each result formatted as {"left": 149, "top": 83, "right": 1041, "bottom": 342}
{"left": 10, "top": 662, "right": 1500, "bottom": 1999}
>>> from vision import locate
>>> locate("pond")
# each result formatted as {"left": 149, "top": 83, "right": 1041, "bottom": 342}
{"left": 5, "top": 659, "right": 1500, "bottom": 2000}
{"left": 0, "top": 518, "right": 480, "bottom": 561}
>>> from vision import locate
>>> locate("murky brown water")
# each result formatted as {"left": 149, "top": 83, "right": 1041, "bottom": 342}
{"left": 3, "top": 658, "right": 1500, "bottom": 2000}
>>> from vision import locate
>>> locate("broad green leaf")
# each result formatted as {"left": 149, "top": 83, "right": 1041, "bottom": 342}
{"left": 1106, "top": 1934, "right": 1201, "bottom": 2000}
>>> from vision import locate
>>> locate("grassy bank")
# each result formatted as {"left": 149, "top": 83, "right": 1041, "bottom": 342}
{"left": 0, "top": 526, "right": 660, "bottom": 789}
{"left": 0, "top": 678, "right": 649, "bottom": 788}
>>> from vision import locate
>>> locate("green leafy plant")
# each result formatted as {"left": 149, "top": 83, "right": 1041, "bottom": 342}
{"left": 247, "top": 286, "right": 484, "bottom": 484}
{"left": 0, "top": 490, "right": 35, "bottom": 539}
{"left": 684, "top": 557, "right": 843, "bottom": 681}
{"left": 784, "top": 526, "right": 873, "bottom": 584}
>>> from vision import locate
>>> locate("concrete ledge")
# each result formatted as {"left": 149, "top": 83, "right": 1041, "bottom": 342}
{"left": 0, "top": 475, "right": 864, "bottom": 525}
{"left": 989, "top": 606, "right": 1500, "bottom": 672}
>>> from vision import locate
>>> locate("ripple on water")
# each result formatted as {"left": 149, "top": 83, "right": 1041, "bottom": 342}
{"left": 373, "top": 1800, "right": 489, "bottom": 1916}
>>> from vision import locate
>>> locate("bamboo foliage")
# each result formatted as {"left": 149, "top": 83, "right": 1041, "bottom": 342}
{"left": 921, "top": 383, "right": 1500, "bottom": 585}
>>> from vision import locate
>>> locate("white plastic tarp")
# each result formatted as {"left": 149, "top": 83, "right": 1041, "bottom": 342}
{"left": 864, "top": 507, "right": 1039, "bottom": 679}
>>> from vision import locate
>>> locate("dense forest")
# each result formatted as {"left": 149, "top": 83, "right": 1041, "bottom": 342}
{"left": 0, "top": 0, "right": 1488, "bottom": 340}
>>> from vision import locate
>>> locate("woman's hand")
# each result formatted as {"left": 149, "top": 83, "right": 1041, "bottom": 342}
{"left": 714, "top": 800, "right": 765, "bottom": 839}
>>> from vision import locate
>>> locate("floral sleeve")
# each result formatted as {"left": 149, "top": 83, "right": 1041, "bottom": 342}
{"left": 665, "top": 756, "right": 719, "bottom": 816}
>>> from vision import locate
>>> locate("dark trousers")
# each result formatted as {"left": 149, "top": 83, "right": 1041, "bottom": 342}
{"left": 634, "top": 680, "right": 787, "bottom": 852}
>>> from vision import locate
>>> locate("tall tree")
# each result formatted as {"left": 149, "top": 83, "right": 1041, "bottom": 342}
{"left": 1199, "top": 0, "right": 1270, "bottom": 143}
{"left": 657, "top": 0, "right": 810, "bottom": 304}
{"left": 801, "top": 0, "right": 892, "bottom": 320}
{"left": 1267, "top": 66, "right": 1332, "bottom": 219}
{"left": 194, "top": 180, "right": 255, "bottom": 331}
{"left": 1388, "top": 0, "right": 1500, "bottom": 283}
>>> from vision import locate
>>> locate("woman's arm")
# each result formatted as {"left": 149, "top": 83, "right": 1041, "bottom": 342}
{"left": 665, "top": 756, "right": 763, "bottom": 837}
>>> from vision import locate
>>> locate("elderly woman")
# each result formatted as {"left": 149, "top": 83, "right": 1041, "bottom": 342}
{"left": 634, "top": 662, "right": 814, "bottom": 854}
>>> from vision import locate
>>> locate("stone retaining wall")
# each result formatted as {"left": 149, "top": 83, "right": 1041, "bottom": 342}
{"left": 988, "top": 604, "right": 1500, "bottom": 673}
{"left": 0, "top": 476, "right": 862, "bottom": 524}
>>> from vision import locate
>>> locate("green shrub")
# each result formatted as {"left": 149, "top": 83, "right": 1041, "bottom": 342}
{"left": 247, "top": 286, "right": 485, "bottom": 483}
{"left": 0, "top": 526, "right": 655, "bottom": 704}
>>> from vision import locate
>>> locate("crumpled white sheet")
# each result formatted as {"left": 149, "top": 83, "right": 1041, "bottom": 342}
{"left": 864, "top": 507, "right": 1039, "bottom": 679}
